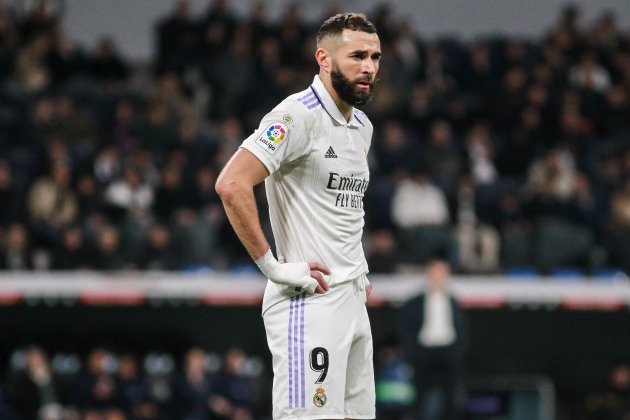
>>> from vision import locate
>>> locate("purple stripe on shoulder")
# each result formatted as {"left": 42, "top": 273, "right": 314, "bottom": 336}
{"left": 306, "top": 101, "right": 321, "bottom": 109}
{"left": 300, "top": 292, "right": 306, "bottom": 407}
{"left": 288, "top": 296, "right": 294, "bottom": 408}
{"left": 301, "top": 95, "right": 319, "bottom": 105}
{"left": 298, "top": 92, "right": 315, "bottom": 101}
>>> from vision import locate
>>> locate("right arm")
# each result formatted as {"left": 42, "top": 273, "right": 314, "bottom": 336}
{"left": 215, "top": 149, "right": 330, "bottom": 293}
{"left": 215, "top": 148, "right": 271, "bottom": 261}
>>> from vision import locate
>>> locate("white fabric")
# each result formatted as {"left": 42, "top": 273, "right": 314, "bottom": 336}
{"left": 255, "top": 249, "right": 319, "bottom": 294}
{"left": 240, "top": 75, "right": 373, "bottom": 313}
{"left": 391, "top": 179, "right": 449, "bottom": 228}
{"left": 263, "top": 278, "right": 375, "bottom": 420}
{"left": 419, "top": 290, "right": 457, "bottom": 347}
{"left": 104, "top": 181, "right": 153, "bottom": 211}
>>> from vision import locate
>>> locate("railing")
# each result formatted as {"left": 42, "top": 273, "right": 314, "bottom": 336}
{"left": 0, "top": 271, "right": 628, "bottom": 310}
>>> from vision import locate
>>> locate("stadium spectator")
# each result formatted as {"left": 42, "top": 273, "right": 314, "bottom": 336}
{"left": 153, "top": 163, "right": 188, "bottom": 224}
{"left": 391, "top": 169, "right": 454, "bottom": 264}
{"left": 6, "top": 346, "right": 68, "bottom": 420}
{"left": 399, "top": 258, "right": 468, "bottom": 420}
{"left": 609, "top": 179, "right": 630, "bottom": 272}
{"left": 156, "top": 0, "right": 198, "bottom": 74}
{"left": 86, "top": 38, "right": 129, "bottom": 83}
{"left": 116, "top": 354, "right": 158, "bottom": 419}
{"left": 90, "top": 225, "right": 126, "bottom": 270}
{"left": 585, "top": 364, "right": 630, "bottom": 419}
{"left": 423, "top": 119, "right": 464, "bottom": 193}
{"left": 27, "top": 162, "right": 78, "bottom": 243}
{"left": 209, "top": 347, "right": 257, "bottom": 419}
{"left": 450, "top": 174, "right": 500, "bottom": 273}
{"left": 139, "top": 224, "right": 179, "bottom": 271}
{"left": 366, "top": 229, "right": 398, "bottom": 274}
{"left": 52, "top": 226, "right": 91, "bottom": 270}
{"left": 104, "top": 165, "right": 154, "bottom": 225}
{"left": 108, "top": 100, "right": 141, "bottom": 154}
{"left": 13, "top": 33, "right": 51, "bottom": 92}
{"left": 75, "top": 348, "right": 125, "bottom": 419}
{"left": 0, "top": 223, "right": 32, "bottom": 270}
{"left": 0, "top": 159, "right": 20, "bottom": 225}
{"left": 172, "top": 347, "right": 215, "bottom": 420}
{"left": 570, "top": 51, "right": 612, "bottom": 93}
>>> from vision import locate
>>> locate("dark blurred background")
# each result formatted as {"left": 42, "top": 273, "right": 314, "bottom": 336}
{"left": 0, "top": 0, "right": 629, "bottom": 419}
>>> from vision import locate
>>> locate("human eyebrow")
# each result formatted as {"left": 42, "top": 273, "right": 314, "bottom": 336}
{"left": 349, "top": 50, "right": 368, "bottom": 58}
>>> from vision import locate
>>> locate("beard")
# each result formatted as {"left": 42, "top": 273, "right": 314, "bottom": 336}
{"left": 330, "top": 63, "right": 375, "bottom": 107}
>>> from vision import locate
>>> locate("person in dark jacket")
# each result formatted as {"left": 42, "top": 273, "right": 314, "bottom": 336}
{"left": 6, "top": 346, "right": 66, "bottom": 420}
{"left": 399, "top": 258, "right": 468, "bottom": 420}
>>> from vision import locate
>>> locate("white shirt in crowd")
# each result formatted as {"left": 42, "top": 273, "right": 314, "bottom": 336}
{"left": 419, "top": 290, "right": 457, "bottom": 347}
{"left": 391, "top": 178, "right": 450, "bottom": 228}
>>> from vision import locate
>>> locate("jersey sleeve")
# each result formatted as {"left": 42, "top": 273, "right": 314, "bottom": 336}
{"left": 240, "top": 104, "right": 311, "bottom": 174}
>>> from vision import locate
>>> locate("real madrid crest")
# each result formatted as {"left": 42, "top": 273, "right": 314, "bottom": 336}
{"left": 313, "top": 387, "right": 327, "bottom": 407}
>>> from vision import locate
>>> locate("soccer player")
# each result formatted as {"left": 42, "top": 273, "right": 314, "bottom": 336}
{"left": 216, "top": 13, "right": 381, "bottom": 420}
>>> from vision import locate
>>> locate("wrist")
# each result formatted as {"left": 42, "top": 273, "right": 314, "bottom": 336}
{"left": 255, "top": 248, "right": 280, "bottom": 278}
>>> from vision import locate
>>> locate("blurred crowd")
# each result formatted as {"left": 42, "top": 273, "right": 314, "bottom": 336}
{"left": 0, "top": 0, "right": 629, "bottom": 274}
{"left": 0, "top": 346, "right": 266, "bottom": 420}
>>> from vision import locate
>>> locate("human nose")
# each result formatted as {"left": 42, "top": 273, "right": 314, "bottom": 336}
{"left": 361, "top": 58, "right": 376, "bottom": 75}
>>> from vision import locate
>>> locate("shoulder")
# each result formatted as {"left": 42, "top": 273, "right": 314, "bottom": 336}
{"left": 353, "top": 108, "right": 371, "bottom": 125}
{"left": 260, "top": 89, "right": 319, "bottom": 134}
{"left": 402, "top": 294, "right": 424, "bottom": 311}
{"left": 277, "top": 88, "right": 322, "bottom": 119}
{"left": 353, "top": 108, "right": 374, "bottom": 141}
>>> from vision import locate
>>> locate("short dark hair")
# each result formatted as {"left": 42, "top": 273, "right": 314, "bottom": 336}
{"left": 317, "top": 13, "right": 377, "bottom": 44}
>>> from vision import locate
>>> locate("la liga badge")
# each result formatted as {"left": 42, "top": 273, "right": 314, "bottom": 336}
{"left": 255, "top": 122, "right": 288, "bottom": 154}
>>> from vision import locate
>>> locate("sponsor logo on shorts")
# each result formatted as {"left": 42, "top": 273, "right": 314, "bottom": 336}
{"left": 313, "top": 387, "right": 327, "bottom": 407}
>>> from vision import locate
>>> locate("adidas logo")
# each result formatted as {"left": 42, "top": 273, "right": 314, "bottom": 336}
{"left": 324, "top": 146, "right": 338, "bottom": 158}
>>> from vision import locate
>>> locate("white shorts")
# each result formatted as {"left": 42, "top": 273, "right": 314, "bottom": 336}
{"left": 262, "top": 275, "right": 375, "bottom": 420}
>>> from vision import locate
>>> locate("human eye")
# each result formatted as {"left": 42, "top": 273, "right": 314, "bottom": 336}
{"left": 350, "top": 51, "right": 366, "bottom": 60}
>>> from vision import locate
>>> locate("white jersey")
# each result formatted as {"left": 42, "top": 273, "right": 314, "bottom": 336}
{"left": 241, "top": 75, "right": 373, "bottom": 313}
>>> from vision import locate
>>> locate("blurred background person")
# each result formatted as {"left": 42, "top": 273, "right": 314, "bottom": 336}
{"left": 585, "top": 364, "right": 630, "bottom": 419}
{"left": 172, "top": 347, "right": 215, "bottom": 420}
{"left": 399, "top": 258, "right": 468, "bottom": 420}
{"left": 6, "top": 346, "right": 67, "bottom": 420}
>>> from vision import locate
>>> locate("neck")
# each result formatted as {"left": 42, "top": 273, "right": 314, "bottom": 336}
{"left": 319, "top": 72, "right": 353, "bottom": 122}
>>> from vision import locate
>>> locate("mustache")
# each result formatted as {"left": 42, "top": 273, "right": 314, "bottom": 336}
{"left": 355, "top": 76, "right": 379, "bottom": 87}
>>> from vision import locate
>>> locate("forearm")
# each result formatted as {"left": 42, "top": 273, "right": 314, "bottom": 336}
{"left": 219, "top": 182, "right": 270, "bottom": 261}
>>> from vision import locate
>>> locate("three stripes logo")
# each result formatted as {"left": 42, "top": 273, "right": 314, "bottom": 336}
{"left": 324, "top": 146, "right": 338, "bottom": 158}
{"left": 288, "top": 293, "right": 306, "bottom": 409}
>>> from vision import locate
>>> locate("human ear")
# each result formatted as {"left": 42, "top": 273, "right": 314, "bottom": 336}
{"left": 315, "top": 48, "right": 331, "bottom": 73}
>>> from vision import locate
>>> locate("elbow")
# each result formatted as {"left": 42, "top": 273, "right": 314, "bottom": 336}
{"left": 215, "top": 177, "right": 242, "bottom": 204}
{"left": 215, "top": 178, "right": 231, "bottom": 200}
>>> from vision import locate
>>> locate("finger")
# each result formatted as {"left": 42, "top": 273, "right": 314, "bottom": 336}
{"left": 310, "top": 270, "right": 329, "bottom": 292}
{"left": 308, "top": 262, "right": 331, "bottom": 275}
{"left": 366, "top": 283, "right": 373, "bottom": 300}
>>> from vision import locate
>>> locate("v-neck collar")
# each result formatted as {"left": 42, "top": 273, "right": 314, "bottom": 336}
{"left": 310, "top": 75, "right": 362, "bottom": 128}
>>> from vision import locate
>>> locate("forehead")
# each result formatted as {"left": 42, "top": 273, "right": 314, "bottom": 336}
{"left": 337, "top": 29, "right": 381, "bottom": 52}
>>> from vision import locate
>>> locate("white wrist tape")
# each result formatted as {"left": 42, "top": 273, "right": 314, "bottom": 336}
{"left": 255, "top": 249, "right": 319, "bottom": 293}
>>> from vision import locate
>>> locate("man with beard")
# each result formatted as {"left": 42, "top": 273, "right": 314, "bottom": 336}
{"left": 216, "top": 13, "right": 381, "bottom": 420}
